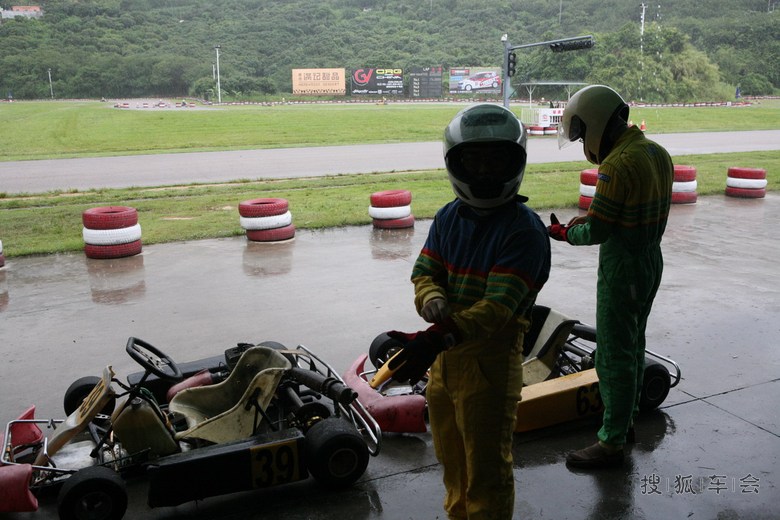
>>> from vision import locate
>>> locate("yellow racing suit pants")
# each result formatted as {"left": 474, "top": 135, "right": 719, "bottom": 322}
{"left": 427, "top": 333, "right": 524, "bottom": 520}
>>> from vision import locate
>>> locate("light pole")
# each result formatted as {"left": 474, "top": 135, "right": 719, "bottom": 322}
{"left": 501, "top": 34, "right": 594, "bottom": 108}
{"left": 47, "top": 68, "right": 54, "bottom": 99}
{"left": 214, "top": 45, "right": 222, "bottom": 104}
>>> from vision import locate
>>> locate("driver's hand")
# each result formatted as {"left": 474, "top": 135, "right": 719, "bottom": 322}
{"left": 421, "top": 297, "right": 450, "bottom": 323}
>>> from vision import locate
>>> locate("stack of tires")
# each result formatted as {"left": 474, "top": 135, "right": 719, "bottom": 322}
{"left": 725, "top": 167, "right": 767, "bottom": 199}
{"left": 528, "top": 126, "right": 545, "bottom": 137}
{"left": 369, "top": 190, "right": 414, "bottom": 229}
{"left": 579, "top": 168, "right": 598, "bottom": 210}
{"left": 0, "top": 239, "right": 4, "bottom": 267}
{"left": 239, "top": 198, "right": 295, "bottom": 242}
{"left": 82, "top": 207, "right": 142, "bottom": 259}
{"left": 672, "top": 165, "right": 698, "bottom": 204}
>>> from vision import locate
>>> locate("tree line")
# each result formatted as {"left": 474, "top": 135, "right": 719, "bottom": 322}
{"left": 0, "top": 0, "right": 776, "bottom": 102}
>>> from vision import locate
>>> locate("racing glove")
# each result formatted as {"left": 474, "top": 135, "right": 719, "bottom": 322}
{"left": 547, "top": 213, "right": 570, "bottom": 242}
{"left": 387, "top": 319, "right": 461, "bottom": 384}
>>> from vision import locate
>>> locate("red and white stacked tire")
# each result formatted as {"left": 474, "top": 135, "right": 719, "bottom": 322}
{"left": 239, "top": 198, "right": 295, "bottom": 242}
{"left": 579, "top": 168, "right": 598, "bottom": 210}
{"left": 672, "top": 165, "right": 698, "bottom": 204}
{"left": 725, "top": 167, "right": 767, "bottom": 199}
{"left": 543, "top": 127, "right": 557, "bottom": 136}
{"left": 0, "top": 239, "right": 4, "bottom": 267}
{"left": 528, "top": 126, "right": 545, "bottom": 137}
{"left": 82, "top": 206, "right": 142, "bottom": 259}
{"left": 370, "top": 190, "right": 414, "bottom": 229}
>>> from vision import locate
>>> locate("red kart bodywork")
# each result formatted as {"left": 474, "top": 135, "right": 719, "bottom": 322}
{"left": 343, "top": 354, "right": 427, "bottom": 433}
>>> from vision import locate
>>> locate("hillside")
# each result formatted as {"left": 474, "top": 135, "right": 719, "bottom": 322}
{"left": 0, "top": 0, "right": 776, "bottom": 101}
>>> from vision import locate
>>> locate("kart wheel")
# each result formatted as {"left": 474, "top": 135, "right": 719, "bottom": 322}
{"left": 57, "top": 466, "right": 127, "bottom": 520}
{"left": 64, "top": 376, "right": 116, "bottom": 417}
{"left": 368, "top": 332, "right": 404, "bottom": 369}
{"left": 639, "top": 361, "right": 671, "bottom": 411}
{"left": 305, "top": 418, "right": 369, "bottom": 489}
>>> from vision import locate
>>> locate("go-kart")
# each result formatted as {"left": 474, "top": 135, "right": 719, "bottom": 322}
{"left": 0, "top": 338, "right": 381, "bottom": 519}
{"left": 343, "top": 305, "right": 681, "bottom": 434}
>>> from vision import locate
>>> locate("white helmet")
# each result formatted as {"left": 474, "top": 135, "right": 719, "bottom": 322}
{"left": 558, "top": 85, "right": 629, "bottom": 165}
{"left": 443, "top": 104, "right": 527, "bottom": 209}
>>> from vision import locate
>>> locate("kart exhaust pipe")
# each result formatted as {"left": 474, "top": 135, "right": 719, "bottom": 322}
{"left": 288, "top": 367, "right": 358, "bottom": 405}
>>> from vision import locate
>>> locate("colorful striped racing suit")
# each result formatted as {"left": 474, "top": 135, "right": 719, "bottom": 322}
{"left": 411, "top": 197, "right": 550, "bottom": 519}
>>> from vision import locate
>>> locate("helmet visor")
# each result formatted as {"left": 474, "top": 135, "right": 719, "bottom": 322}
{"left": 558, "top": 115, "right": 585, "bottom": 150}
{"left": 450, "top": 142, "right": 525, "bottom": 185}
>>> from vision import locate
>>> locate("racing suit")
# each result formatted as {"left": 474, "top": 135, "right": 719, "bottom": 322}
{"left": 565, "top": 126, "right": 673, "bottom": 446}
{"left": 411, "top": 197, "right": 550, "bottom": 519}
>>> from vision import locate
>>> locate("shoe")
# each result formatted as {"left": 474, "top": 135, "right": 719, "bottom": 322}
{"left": 566, "top": 442, "right": 624, "bottom": 469}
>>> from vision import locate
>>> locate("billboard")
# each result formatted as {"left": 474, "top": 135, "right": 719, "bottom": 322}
{"left": 449, "top": 67, "right": 502, "bottom": 94}
{"left": 351, "top": 68, "right": 404, "bottom": 96}
{"left": 292, "top": 68, "right": 346, "bottom": 95}
{"left": 409, "top": 67, "right": 443, "bottom": 98}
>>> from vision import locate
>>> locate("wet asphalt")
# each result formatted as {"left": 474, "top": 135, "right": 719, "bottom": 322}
{"left": 1, "top": 189, "right": 778, "bottom": 519}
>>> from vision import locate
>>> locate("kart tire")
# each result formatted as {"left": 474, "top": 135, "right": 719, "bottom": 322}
{"left": 672, "top": 191, "right": 698, "bottom": 204}
{"left": 238, "top": 198, "right": 289, "bottom": 218}
{"left": 673, "top": 165, "right": 697, "bottom": 182}
{"left": 726, "top": 167, "right": 766, "bottom": 180}
{"left": 57, "top": 466, "right": 128, "bottom": 520}
{"left": 578, "top": 195, "right": 593, "bottom": 211}
{"left": 246, "top": 224, "right": 296, "bottom": 242}
{"left": 639, "top": 360, "right": 671, "bottom": 412}
{"left": 84, "top": 240, "right": 143, "bottom": 260}
{"left": 82, "top": 224, "right": 142, "bottom": 246}
{"left": 370, "top": 190, "right": 412, "bottom": 208}
{"left": 579, "top": 183, "right": 596, "bottom": 198}
{"left": 368, "top": 332, "right": 404, "bottom": 369}
{"left": 725, "top": 186, "right": 766, "bottom": 198}
{"left": 82, "top": 207, "right": 138, "bottom": 230}
{"left": 368, "top": 205, "right": 411, "bottom": 220}
{"left": 372, "top": 215, "right": 415, "bottom": 229}
{"left": 580, "top": 168, "right": 599, "bottom": 186}
{"left": 63, "top": 376, "right": 116, "bottom": 417}
{"left": 305, "top": 418, "right": 368, "bottom": 489}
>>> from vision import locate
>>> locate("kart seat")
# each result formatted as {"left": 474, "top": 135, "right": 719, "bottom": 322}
{"left": 522, "top": 306, "right": 579, "bottom": 386}
{"left": 168, "top": 346, "right": 291, "bottom": 444}
{"left": 33, "top": 366, "right": 116, "bottom": 467}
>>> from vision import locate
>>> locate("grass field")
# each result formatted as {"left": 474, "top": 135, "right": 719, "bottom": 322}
{"left": 0, "top": 100, "right": 778, "bottom": 257}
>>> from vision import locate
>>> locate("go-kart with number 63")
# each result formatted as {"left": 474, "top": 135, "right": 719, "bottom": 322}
{"left": 343, "top": 305, "right": 681, "bottom": 434}
{"left": 0, "top": 337, "right": 381, "bottom": 519}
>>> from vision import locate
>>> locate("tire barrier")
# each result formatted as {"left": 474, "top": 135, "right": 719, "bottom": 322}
{"left": 82, "top": 207, "right": 142, "bottom": 259}
{"left": 0, "top": 239, "right": 4, "bottom": 267}
{"left": 726, "top": 167, "right": 767, "bottom": 199}
{"left": 672, "top": 165, "right": 698, "bottom": 204}
{"left": 578, "top": 168, "right": 598, "bottom": 210}
{"left": 239, "top": 198, "right": 295, "bottom": 242}
{"left": 528, "top": 126, "right": 545, "bottom": 136}
{"left": 370, "top": 190, "right": 414, "bottom": 229}
{"left": 543, "top": 127, "right": 557, "bottom": 135}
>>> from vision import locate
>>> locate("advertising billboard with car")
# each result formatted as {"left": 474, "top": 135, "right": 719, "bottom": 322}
{"left": 449, "top": 67, "right": 502, "bottom": 94}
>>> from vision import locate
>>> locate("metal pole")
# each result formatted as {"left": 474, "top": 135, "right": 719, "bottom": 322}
{"left": 501, "top": 35, "right": 510, "bottom": 108}
{"left": 47, "top": 68, "right": 53, "bottom": 99}
{"left": 214, "top": 45, "right": 222, "bottom": 104}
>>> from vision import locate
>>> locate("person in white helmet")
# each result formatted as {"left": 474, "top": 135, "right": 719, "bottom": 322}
{"left": 388, "top": 103, "right": 551, "bottom": 518}
{"left": 550, "top": 85, "right": 674, "bottom": 469}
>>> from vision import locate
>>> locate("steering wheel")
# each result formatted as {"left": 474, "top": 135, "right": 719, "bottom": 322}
{"left": 126, "top": 337, "right": 183, "bottom": 382}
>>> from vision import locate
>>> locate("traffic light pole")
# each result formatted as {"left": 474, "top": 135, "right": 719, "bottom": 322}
{"left": 501, "top": 34, "right": 594, "bottom": 108}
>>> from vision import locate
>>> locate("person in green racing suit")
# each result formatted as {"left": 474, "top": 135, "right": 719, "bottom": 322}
{"left": 549, "top": 84, "right": 674, "bottom": 469}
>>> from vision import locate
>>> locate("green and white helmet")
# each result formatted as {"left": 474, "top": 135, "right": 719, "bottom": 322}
{"left": 443, "top": 104, "right": 527, "bottom": 209}
{"left": 558, "top": 84, "right": 629, "bottom": 165}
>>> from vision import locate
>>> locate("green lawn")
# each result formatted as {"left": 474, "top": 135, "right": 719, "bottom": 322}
{"left": 0, "top": 100, "right": 777, "bottom": 257}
